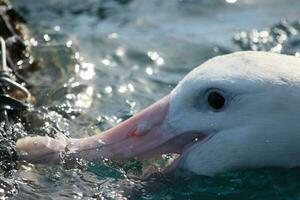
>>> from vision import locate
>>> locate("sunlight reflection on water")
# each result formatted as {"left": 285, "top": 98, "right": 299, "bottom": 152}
{"left": 5, "top": 0, "right": 300, "bottom": 199}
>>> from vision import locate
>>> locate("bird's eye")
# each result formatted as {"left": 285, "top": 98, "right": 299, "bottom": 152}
{"left": 206, "top": 90, "right": 226, "bottom": 111}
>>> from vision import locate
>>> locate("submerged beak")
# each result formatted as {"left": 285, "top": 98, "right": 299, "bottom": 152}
{"left": 17, "top": 95, "right": 172, "bottom": 163}
{"left": 68, "top": 95, "right": 173, "bottom": 162}
{"left": 17, "top": 94, "right": 205, "bottom": 166}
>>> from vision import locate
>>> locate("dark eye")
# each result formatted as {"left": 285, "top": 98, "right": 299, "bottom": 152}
{"left": 207, "top": 91, "right": 226, "bottom": 111}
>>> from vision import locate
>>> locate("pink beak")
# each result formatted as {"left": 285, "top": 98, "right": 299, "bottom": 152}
{"left": 67, "top": 95, "right": 174, "bottom": 162}
{"left": 17, "top": 94, "right": 205, "bottom": 166}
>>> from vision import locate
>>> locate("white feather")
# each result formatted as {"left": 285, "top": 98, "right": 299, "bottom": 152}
{"left": 167, "top": 51, "right": 300, "bottom": 175}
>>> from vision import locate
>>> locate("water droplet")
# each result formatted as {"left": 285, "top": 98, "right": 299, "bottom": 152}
{"left": 43, "top": 34, "right": 51, "bottom": 42}
{"left": 74, "top": 52, "right": 80, "bottom": 60}
{"left": 116, "top": 47, "right": 125, "bottom": 56}
{"left": 225, "top": 0, "right": 237, "bottom": 3}
{"left": 127, "top": 83, "right": 135, "bottom": 92}
{"left": 54, "top": 25, "right": 61, "bottom": 31}
{"left": 118, "top": 85, "right": 127, "bottom": 93}
{"left": 156, "top": 57, "right": 164, "bottom": 65}
{"left": 17, "top": 60, "right": 23, "bottom": 66}
{"left": 146, "top": 67, "right": 153, "bottom": 75}
{"left": 78, "top": 62, "right": 95, "bottom": 80}
{"left": 66, "top": 40, "right": 73, "bottom": 48}
{"left": 102, "top": 59, "right": 110, "bottom": 65}
{"left": 29, "top": 38, "right": 38, "bottom": 46}
{"left": 104, "top": 86, "right": 112, "bottom": 94}
{"left": 108, "top": 32, "right": 118, "bottom": 39}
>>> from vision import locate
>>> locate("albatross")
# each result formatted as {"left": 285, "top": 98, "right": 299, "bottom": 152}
{"left": 16, "top": 51, "right": 300, "bottom": 176}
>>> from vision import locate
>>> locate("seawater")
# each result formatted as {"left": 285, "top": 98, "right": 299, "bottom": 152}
{"left": 5, "top": 0, "right": 300, "bottom": 199}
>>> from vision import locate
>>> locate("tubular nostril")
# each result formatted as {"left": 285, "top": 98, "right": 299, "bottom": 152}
{"left": 129, "top": 121, "right": 153, "bottom": 137}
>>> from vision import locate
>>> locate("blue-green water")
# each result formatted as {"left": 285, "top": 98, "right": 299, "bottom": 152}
{"left": 4, "top": 0, "right": 300, "bottom": 199}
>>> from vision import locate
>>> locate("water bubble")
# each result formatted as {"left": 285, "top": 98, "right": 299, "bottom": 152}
{"left": 66, "top": 40, "right": 73, "bottom": 48}
{"left": 74, "top": 52, "right": 80, "bottom": 60}
{"left": 118, "top": 86, "right": 127, "bottom": 93}
{"left": 54, "top": 25, "right": 61, "bottom": 31}
{"left": 115, "top": 47, "right": 125, "bottom": 57}
{"left": 102, "top": 59, "right": 111, "bottom": 66}
{"left": 147, "top": 51, "right": 164, "bottom": 65}
{"left": 108, "top": 33, "right": 118, "bottom": 39}
{"left": 17, "top": 60, "right": 23, "bottom": 66}
{"left": 226, "top": 0, "right": 237, "bottom": 4}
{"left": 156, "top": 57, "right": 164, "bottom": 65}
{"left": 147, "top": 51, "right": 159, "bottom": 60}
{"left": 29, "top": 38, "right": 38, "bottom": 46}
{"left": 125, "top": 100, "right": 136, "bottom": 109}
{"left": 43, "top": 34, "right": 51, "bottom": 42}
{"left": 104, "top": 86, "right": 112, "bottom": 94}
{"left": 78, "top": 62, "right": 95, "bottom": 80}
{"left": 146, "top": 67, "right": 153, "bottom": 75}
{"left": 127, "top": 84, "right": 135, "bottom": 92}
{"left": 73, "top": 192, "right": 83, "bottom": 199}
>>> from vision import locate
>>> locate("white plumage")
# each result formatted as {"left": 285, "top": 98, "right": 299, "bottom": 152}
{"left": 17, "top": 51, "right": 300, "bottom": 176}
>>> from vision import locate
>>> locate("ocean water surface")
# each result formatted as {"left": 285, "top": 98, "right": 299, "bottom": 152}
{"left": 3, "top": 0, "right": 300, "bottom": 199}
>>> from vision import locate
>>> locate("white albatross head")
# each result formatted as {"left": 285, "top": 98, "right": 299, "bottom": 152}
{"left": 16, "top": 51, "right": 300, "bottom": 176}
